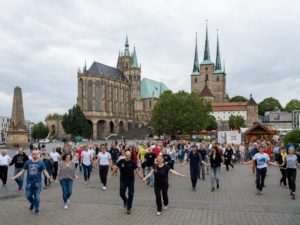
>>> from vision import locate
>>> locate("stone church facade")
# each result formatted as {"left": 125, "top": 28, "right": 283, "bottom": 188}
{"left": 77, "top": 36, "right": 168, "bottom": 140}
{"left": 190, "top": 24, "right": 258, "bottom": 128}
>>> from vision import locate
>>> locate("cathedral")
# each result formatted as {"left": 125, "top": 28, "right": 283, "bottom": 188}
{"left": 191, "top": 24, "right": 258, "bottom": 128}
{"left": 77, "top": 36, "right": 168, "bottom": 140}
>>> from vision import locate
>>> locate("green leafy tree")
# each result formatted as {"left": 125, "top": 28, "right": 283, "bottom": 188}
{"left": 284, "top": 99, "right": 300, "bottom": 112}
{"left": 62, "top": 105, "right": 91, "bottom": 138}
{"left": 31, "top": 122, "right": 49, "bottom": 140}
{"left": 228, "top": 115, "right": 246, "bottom": 129}
{"left": 229, "top": 96, "right": 248, "bottom": 102}
{"left": 206, "top": 115, "right": 218, "bottom": 131}
{"left": 258, "top": 97, "right": 282, "bottom": 116}
{"left": 151, "top": 91, "right": 211, "bottom": 135}
{"left": 284, "top": 129, "right": 300, "bottom": 146}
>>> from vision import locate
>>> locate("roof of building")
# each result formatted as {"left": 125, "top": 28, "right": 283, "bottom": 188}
{"left": 247, "top": 94, "right": 258, "bottom": 106}
{"left": 141, "top": 78, "right": 169, "bottom": 99}
{"left": 212, "top": 102, "right": 248, "bottom": 112}
{"left": 245, "top": 122, "right": 273, "bottom": 135}
{"left": 87, "top": 61, "right": 127, "bottom": 81}
{"left": 200, "top": 84, "right": 214, "bottom": 97}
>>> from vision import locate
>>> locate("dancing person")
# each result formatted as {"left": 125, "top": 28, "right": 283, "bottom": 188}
{"left": 224, "top": 144, "right": 234, "bottom": 171}
{"left": 9, "top": 147, "right": 29, "bottom": 190}
{"left": 245, "top": 145, "right": 270, "bottom": 195}
{"left": 0, "top": 150, "right": 12, "bottom": 186}
{"left": 143, "top": 154, "right": 186, "bottom": 216}
{"left": 285, "top": 147, "right": 300, "bottom": 199}
{"left": 275, "top": 146, "right": 287, "bottom": 187}
{"left": 144, "top": 147, "right": 156, "bottom": 187}
{"left": 209, "top": 146, "right": 223, "bottom": 192}
{"left": 167, "top": 144, "right": 176, "bottom": 170}
{"left": 10, "top": 150, "right": 52, "bottom": 215}
{"left": 50, "top": 148, "right": 61, "bottom": 181}
{"left": 96, "top": 144, "right": 112, "bottom": 190}
{"left": 198, "top": 143, "right": 207, "bottom": 180}
{"left": 81, "top": 145, "right": 93, "bottom": 184}
{"left": 57, "top": 153, "right": 78, "bottom": 209}
{"left": 41, "top": 151, "right": 53, "bottom": 189}
{"left": 110, "top": 151, "right": 144, "bottom": 214}
{"left": 109, "top": 142, "right": 120, "bottom": 169}
{"left": 182, "top": 144, "right": 206, "bottom": 191}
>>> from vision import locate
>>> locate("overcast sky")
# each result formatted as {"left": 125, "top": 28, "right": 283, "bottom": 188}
{"left": 0, "top": 0, "right": 300, "bottom": 123}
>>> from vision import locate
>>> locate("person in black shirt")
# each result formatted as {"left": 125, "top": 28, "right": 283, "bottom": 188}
{"left": 224, "top": 144, "right": 234, "bottom": 171}
{"left": 9, "top": 147, "right": 29, "bottom": 191}
{"left": 182, "top": 144, "right": 206, "bottom": 191}
{"left": 110, "top": 151, "right": 143, "bottom": 214}
{"left": 143, "top": 154, "right": 185, "bottom": 216}
{"left": 209, "top": 146, "right": 223, "bottom": 192}
{"left": 109, "top": 143, "right": 120, "bottom": 167}
{"left": 197, "top": 144, "right": 207, "bottom": 180}
{"left": 143, "top": 148, "right": 156, "bottom": 187}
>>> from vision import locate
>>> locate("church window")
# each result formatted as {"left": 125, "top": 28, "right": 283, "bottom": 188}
{"left": 195, "top": 77, "right": 197, "bottom": 83}
{"left": 216, "top": 77, "right": 219, "bottom": 82}
{"left": 205, "top": 67, "right": 208, "bottom": 71}
{"left": 95, "top": 81, "right": 100, "bottom": 111}
{"left": 87, "top": 80, "right": 93, "bottom": 111}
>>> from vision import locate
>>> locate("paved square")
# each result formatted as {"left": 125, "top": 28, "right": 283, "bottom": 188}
{"left": 0, "top": 163, "right": 299, "bottom": 225}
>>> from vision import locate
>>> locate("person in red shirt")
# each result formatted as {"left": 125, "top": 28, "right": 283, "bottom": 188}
{"left": 76, "top": 146, "right": 83, "bottom": 172}
{"left": 153, "top": 144, "right": 161, "bottom": 157}
{"left": 265, "top": 143, "right": 271, "bottom": 159}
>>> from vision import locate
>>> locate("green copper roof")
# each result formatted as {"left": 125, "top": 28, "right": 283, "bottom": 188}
{"left": 141, "top": 78, "right": 169, "bottom": 99}
{"left": 192, "top": 33, "right": 200, "bottom": 75}
{"left": 131, "top": 46, "right": 139, "bottom": 68}
{"left": 215, "top": 30, "right": 222, "bottom": 71}
{"left": 124, "top": 35, "right": 130, "bottom": 56}
{"left": 201, "top": 21, "right": 212, "bottom": 65}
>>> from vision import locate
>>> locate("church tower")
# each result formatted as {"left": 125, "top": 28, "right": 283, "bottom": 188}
{"left": 191, "top": 22, "right": 227, "bottom": 102}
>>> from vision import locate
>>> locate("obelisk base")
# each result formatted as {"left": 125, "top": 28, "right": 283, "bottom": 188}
{"left": 7, "top": 129, "right": 29, "bottom": 146}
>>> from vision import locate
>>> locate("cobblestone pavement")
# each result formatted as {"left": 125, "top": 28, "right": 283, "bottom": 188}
{"left": 0, "top": 160, "right": 299, "bottom": 225}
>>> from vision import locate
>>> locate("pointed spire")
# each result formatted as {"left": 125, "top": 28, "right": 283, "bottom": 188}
{"left": 201, "top": 20, "right": 212, "bottom": 65}
{"left": 83, "top": 60, "right": 87, "bottom": 73}
{"left": 192, "top": 32, "right": 200, "bottom": 75}
{"left": 215, "top": 29, "right": 222, "bottom": 72}
{"left": 124, "top": 35, "right": 130, "bottom": 56}
{"left": 131, "top": 46, "right": 139, "bottom": 68}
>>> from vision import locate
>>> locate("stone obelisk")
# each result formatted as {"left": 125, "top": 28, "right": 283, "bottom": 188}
{"left": 7, "top": 86, "right": 29, "bottom": 146}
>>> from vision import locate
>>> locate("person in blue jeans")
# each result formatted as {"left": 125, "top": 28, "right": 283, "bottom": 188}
{"left": 9, "top": 147, "right": 29, "bottom": 191}
{"left": 57, "top": 153, "right": 77, "bottom": 209}
{"left": 10, "top": 149, "right": 52, "bottom": 215}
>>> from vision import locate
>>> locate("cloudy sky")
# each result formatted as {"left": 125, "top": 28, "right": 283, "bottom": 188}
{"left": 0, "top": 0, "right": 300, "bottom": 123}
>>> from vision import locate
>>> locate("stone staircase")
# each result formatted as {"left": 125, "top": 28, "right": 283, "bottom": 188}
{"left": 117, "top": 126, "right": 149, "bottom": 140}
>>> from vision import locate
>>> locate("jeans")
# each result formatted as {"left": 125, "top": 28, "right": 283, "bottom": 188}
{"left": 286, "top": 168, "right": 297, "bottom": 192}
{"left": 154, "top": 182, "right": 169, "bottom": 212}
{"left": 0, "top": 165, "right": 8, "bottom": 185}
{"left": 190, "top": 165, "right": 200, "bottom": 188}
{"left": 14, "top": 167, "right": 24, "bottom": 189}
{"left": 82, "top": 164, "right": 91, "bottom": 181}
{"left": 256, "top": 167, "right": 267, "bottom": 191}
{"left": 199, "top": 163, "right": 205, "bottom": 180}
{"left": 169, "top": 160, "right": 174, "bottom": 170}
{"left": 120, "top": 180, "right": 134, "bottom": 210}
{"left": 99, "top": 165, "right": 109, "bottom": 186}
{"left": 25, "top": 182, "right": 42, "bottom": 210}
{"left": 60, "top": 179, "right": 73, "bottom": 203}
{"left": 145, "top": 167, "right": 154, "bottom": 186}
{"left": 52, "top": 161, "right": 58, "bottom": 180}
{"left": 280, "top": 168, "right": 287, "bottom": 186}
{"left": 210, "top": 166, "right": 220, "bottom": 188}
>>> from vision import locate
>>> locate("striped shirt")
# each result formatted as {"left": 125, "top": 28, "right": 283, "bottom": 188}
{"left": 57, "top": 161, "right": 76, "bottom": 180}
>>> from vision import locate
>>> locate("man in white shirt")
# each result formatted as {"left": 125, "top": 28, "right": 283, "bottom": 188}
{"left": 96, "top": 145, "right": 112, "bottom": 190}
{"left": 81, "top": 145, "right": 93, "bottom": 184}
{"left": 50, "top": 148, "right": 61, "bottom": 181}
{"left": 0, "top": 150, "right": 12, "bottom": 186}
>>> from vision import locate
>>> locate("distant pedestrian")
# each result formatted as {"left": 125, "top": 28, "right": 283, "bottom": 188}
{"left": 81, "top": 146, "right": 93, "bottom": 184}
{"left": 50, "top": 148, "right": 61, "bottom": 181}
{"left": 0, "top": 150, "right": 11, "bottom": 186}
{"left": 209, "top": 146, "right": 223, "bottom": 192}
{"left": 96, "top": 144, "right": 112, "bottom": 190}
{"left": 285, "top": 147, "right": 300, "bottom": 199}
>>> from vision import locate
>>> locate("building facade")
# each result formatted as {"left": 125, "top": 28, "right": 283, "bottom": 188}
{"left": 263, "top": 111, "right": 292, "bottom": 133}
{"left": 190, "top": 24, "right": 258, "bottom": 128}
{"left": 77, "top": 37, "right": 168, "bottom": 140}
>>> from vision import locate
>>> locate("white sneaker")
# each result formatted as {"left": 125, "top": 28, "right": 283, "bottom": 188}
{"left": 64, "top": 204, "right": 69, "bottom": 210}
{"left": 102, "top": 186, "right": 107, "bottom": 191}
{"left": 163, "top": 206, "right": 168, "bottom": 210}
{"left": 84, "top": 181, "right": 87, "bottom": 185}
{"left": 156, "top": 212, "right": 161, "bottom": 216}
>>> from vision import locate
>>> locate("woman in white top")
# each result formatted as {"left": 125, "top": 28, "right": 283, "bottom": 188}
{"left": 0, "top": 150, "right": 11, "bottom": 186}
{"left": 96, "top": 144, "right": 112, "bottom": 190}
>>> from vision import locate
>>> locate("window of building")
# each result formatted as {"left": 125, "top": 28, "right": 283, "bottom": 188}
{"left": 195, "top": 77, "right": 197, "bottom": 83}
{"left": 205, "top": 67, "right": 208, "bottom": 71}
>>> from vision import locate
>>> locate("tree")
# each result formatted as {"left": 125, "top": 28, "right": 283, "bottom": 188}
{"left": 284, "top": 99, "right": 300, "bottom": 112}
{"left": 229, "top": 96, "right": 248, "bottom": 102}
{"left": 62, "top": 105, "right": 91, "bottom": 138}
{"left": 206, "top": 115, "right": 218, "bottom": 131}
{"left": 45, "top": 113, "right": 63, "bottom": 121}
{"left": 31, "top": 122, "right": 49, "bottom": 140}
{"left": 284, "top": 129, "right": 300, "bottom": 146}
{"left": 258, "top": 97, "right": 282, "bottom": 116}
{"left": 228, "top": 115, "right": 246, "bottom": 129}
{"left": 151, "top": 91, "right": 211, "bottom": 135}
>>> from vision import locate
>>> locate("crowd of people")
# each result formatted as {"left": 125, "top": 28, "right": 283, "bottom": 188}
{"left": 0, "top": 138, "right": 299, "bottom": 216}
